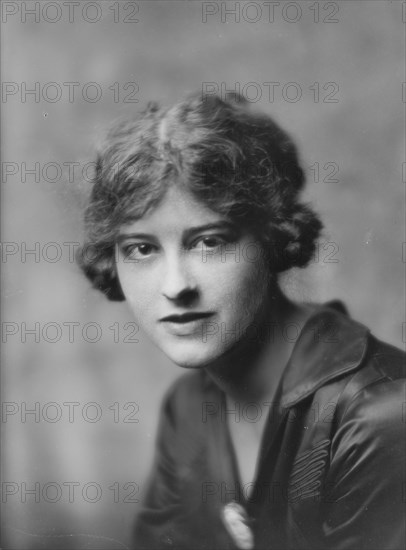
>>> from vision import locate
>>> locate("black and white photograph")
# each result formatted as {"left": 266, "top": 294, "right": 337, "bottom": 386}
{"left": 1, "top": 1, "right": 405, "bottom": 549}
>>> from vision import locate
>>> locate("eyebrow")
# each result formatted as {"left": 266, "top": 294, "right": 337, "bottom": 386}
{"left": 116, "top": 221, "right": 238, "bottom": 243}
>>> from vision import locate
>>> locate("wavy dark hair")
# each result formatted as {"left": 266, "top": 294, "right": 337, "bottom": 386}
{"left": 77, "top": 92, "right": 323, "bottom": 301}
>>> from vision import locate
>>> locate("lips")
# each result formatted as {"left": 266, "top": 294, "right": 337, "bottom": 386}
{"left": 160, "top": 312, "right": 214, "bottom": 324}
{"left": 159, "top": 312, "right": 215, "bottom": 337}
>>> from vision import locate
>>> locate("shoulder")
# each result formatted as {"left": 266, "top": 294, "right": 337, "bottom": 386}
{"left": 319, "top": 336, "right": 406, "bottom": 549}
{"left": 367, "top": 335, "right": 406, "bottom": 379}
{"left": 340, "top": 334, "right": 405, "bottom": 420}
{"left": 332, "top": 334, "right": 405, "bottom": 458}
{"left": 281, "top": 301, "right": 404, "bottom": 406}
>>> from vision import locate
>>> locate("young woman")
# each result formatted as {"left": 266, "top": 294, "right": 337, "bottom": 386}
{"left": 77, "top": 93, "right": 405, "bottom": 550}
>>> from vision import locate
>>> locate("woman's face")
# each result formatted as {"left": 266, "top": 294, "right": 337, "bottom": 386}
{"left": 115, "top": 185, "right": 271, "bottom": 368}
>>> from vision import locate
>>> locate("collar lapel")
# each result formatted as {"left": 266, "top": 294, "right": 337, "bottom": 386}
{"left": 280, "top": 304, "right": 370, "bottom": 407}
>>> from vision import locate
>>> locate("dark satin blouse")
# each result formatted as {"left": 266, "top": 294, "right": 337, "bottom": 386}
{"left": 133, "top": 302, "right": 406, "bottom": 550}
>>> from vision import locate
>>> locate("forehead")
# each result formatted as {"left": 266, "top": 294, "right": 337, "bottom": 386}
{"left": 118, "top": 184, "right": 229, "bottom": 234}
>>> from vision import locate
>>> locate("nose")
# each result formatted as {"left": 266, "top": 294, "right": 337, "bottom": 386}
{"left": 161, "top": 252, "right": 198, "bottom": 303}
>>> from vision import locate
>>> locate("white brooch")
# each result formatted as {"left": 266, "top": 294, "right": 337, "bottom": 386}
{"left": 221, "top": 501, "right": 254, "bottom": 550}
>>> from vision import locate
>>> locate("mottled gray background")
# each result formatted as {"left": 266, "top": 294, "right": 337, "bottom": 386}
{"left": 1, "top": 1, "right": 405, "bottom": 548}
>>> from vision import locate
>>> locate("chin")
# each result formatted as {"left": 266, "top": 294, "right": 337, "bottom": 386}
{"left": 160, "top": 340, "right": 225, "bottom": 369}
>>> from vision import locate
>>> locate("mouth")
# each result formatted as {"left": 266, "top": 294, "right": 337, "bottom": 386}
{"left": 160, "top": 312, "right": 214, "bottom": 324}
{"left": 159, "top": 312, "right": 215, "bottom": 337}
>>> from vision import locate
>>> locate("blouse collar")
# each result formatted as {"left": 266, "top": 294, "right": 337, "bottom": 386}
{"left": 280, "top": 301, "right": 369, "bottom": 407}
{"left": 201, "top": 301, "right": 370, "bottom": 408}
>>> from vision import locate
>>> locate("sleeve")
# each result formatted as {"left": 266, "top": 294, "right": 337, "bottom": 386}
{"left": 321, "top": 379, "right": 406, "bottom": 550}
{"left": 132, "top": 389, "right": 184, "bottom": 550}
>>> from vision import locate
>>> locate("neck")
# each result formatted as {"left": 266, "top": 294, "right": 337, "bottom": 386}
{"left": 204, "top": 288, "right": 309, "bottom": 404}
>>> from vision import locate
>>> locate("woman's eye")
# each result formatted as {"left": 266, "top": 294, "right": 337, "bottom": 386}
{"left": 203, "top": 237, "right": 222, "bottom": 248}
{"left": 193, "top": 236, "right": 228, "bottom": 250}
{"left": 122, "top": 243, "right": 155, "bottom": 260}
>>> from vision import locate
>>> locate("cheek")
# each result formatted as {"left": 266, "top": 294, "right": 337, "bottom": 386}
{"left": 214, "top": 256, "right": 270, "bottom": 316}
{"left": 241, "top": 265, "right": 269, "bottom": 317}
{"left": 116, "top": 266, "right": 157, "bottom": 315}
